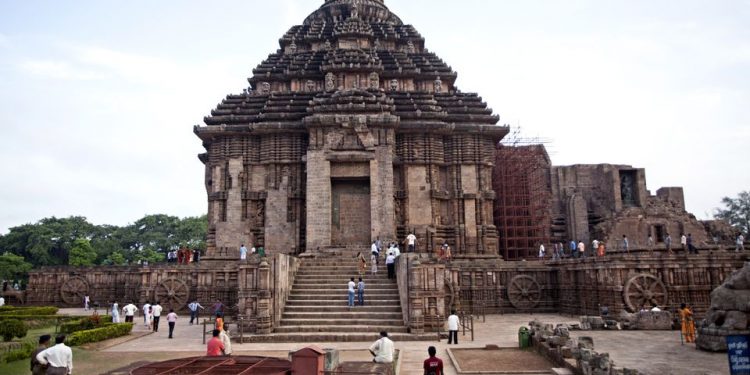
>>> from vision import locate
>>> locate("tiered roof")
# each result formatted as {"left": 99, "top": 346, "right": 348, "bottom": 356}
{"left": 196, "top": 0, "right": 504, "bottom": 139}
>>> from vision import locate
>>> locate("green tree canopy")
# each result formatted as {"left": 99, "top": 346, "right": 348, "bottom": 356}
{"left": 715, "top": 191, "right": 750, "bottom": 235}
{"left": 0, "top": 253, "right": 33, "bottom": 281}
{"left": 69, "top": 239, "right": 97, "bottom": 266}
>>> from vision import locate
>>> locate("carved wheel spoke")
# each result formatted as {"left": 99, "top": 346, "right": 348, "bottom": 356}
{"left": 60, "top": 277, "right": 89, "bottom": 305}
{"left": 623, "top": 273, "right": 667, "bottom": 312}
{"left": 155, "top": 279, "right": 189, "bottom": 310}
{"left": 507, "top": 275, "right": 542, "bottom": 309}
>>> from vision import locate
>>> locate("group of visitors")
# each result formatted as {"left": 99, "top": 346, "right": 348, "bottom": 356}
{"left": 167, "top": 247, "right": 201, "bottom": 264}
{"left": 369, "top": 238, "right": 402, "bottom": 279}
{"left": 206, "top": 310, "right": 233, "bottom": 357}
{"left": 31, "top": 334, "right": 72, "bottom": 375}
{"left": 347, "top": 277, "right": 366, "bottom": 307}
{"left": 368, "top": 330, "right": 451, "bottom": 374}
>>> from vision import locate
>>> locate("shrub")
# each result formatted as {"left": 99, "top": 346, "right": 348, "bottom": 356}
{"left": 60, "top": 315, "right": 113, "bottom": 334}
{"left": 0, "top": 341, "right": 35, "bottom": 363}
{"left": 0, "top": 319, "right": 28, "bottom": 342}
{"left": 66, "top": 323, "right": 133, "bottom": 346}
{"left": 0, "top": 307, "right": 59, "bottom": 316}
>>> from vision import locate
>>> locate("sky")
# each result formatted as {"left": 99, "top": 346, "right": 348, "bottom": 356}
{"left": 0, "top": 0, "right": 748, "bottom": 233}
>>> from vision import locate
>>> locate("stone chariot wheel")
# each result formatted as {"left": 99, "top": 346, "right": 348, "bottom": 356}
{"left": 154, "top": 279, "right": 190, "bottom": 309}
{"left": 60, "top": 276, "right": 89, "bottom": 305}
{"left": 507, "top": 275, "right": 542, "bottom": 309}
{"left": 623, "top": 273, "right": 667, "bottom": 312}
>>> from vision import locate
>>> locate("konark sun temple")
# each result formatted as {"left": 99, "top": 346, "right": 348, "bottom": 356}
{"left": 25, "top": 0, "right": 749, "bottom": 372}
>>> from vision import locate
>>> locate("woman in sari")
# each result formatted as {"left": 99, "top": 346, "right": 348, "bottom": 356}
{"left": 357, "top": 252, "right": 367, "bottom": 277}
{"left": 679, "top": 303, "right": 696, "bottom": 343}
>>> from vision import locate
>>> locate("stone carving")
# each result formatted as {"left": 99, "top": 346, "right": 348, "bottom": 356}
{"left": 351, "top": 76, "right": 359, "bottom": 89}
{"left": 407, "top": 40, "right": 416, "bottom": 53}
{"left": 306, "top": 80, "right": 316, "bottom": 92}
{"left": 620, "top": 173, "right": 635, "bottom": 206}
{"left": 289, "top": 41, "right": 297, "bottom": 54}
{"left": 622, "top": 273, "right": 667, "bottom": 312}
{"left": 260, "top": 82, "right": 271, "bottom": 94}
{"left": 389, "top": 79, "right": 398, "bottom": 91}
{"left": 507, "top": 275, "right": 542, "bottom": 309}
{"left": 373, "top": 38, "right": 381, "bottom": 50}
{"left": 325, "top": 73, "right": 336, "bottom": 92}
{"left": 697, "top": 262, "right": 750, "bottom": 351}
{"left": 60, "top": 276, "right": 89, "bottom": 305}
{"left": 154, "top": 278, "right": 190, "bottom": 310}
{"left": 433, "top": 76, "right": 443, "bottom": 93}
{"left": 619, "top": 310, "right": 673, "bottom": 330}
{"left": 368, "top": 72, "right": 379, "bottom": 89}
{"left": 325, "top": 39, "right": 332, "bottom": 50}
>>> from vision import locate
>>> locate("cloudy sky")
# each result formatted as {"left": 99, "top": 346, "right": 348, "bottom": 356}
{"left": 0, "top": 0, "right": 748, "bottom": 233}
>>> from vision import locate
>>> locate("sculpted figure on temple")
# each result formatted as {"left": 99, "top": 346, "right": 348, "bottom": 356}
{"left": 407, "top": 40, "right": 416, "bottom": 53}
{"left": 390, "top": 79, "right": 398, "bottom": 91}
{"left": 369, "top": 72, "right": 379, "bottom": 89}
{"left": 324, "top": 39, "right": 332, "bottom": 50}
{"left": 261, "top": 82, "right": 271, "bottom": 94}
{"left": 434, "top": 76, "right": 443, "bottom": 93}
{"left": 306, "top": 80, "right": 316, "bottom": 92}
{"left": 289, "top": 41, "right": 297, "bottom": 54}
{"left": 351, "top": 76, "right": 360, "bottom": 89}
{"left": 325, "top": 73, "right": 336, "bottom": 92}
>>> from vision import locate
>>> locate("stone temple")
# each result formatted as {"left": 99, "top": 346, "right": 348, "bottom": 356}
{"left": 194, "top": 0, "right": 505, "bottom": 258}
{"left": 25, "top": 0, "right": 748, "bottom": 345}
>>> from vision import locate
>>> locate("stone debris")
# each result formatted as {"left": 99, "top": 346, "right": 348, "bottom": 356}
{"left": 697, "top": 262, "right": 750, "bottom": 351}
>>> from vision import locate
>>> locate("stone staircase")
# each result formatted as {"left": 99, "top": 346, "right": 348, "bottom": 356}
{"left": 242, "top": 249, "right": 433, "bottom": 342}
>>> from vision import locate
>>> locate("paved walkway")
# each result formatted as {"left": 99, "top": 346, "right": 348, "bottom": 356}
{"left": 76, "top": 308, "right": 728, "bottom": 375}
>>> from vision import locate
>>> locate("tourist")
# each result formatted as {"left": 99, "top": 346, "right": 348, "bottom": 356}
{"left": 592, "top": 239, "right": 599, "bottom": 252}
{"left": 218, "top": 318, "right": 232, "bottom": 356}
{"left": 111, "top": 301, "right": 120, "bottom": 323}
{"left": 447, "top": 310, "right": 459, "bottom": 345}
{"left": 122, "top": 302, "right": 137, "bottom": 323}
{"left": 736, "top": 233, "right": 745, "bottom": 252}
{"left": 441, "top": 242, "right": 452, "bottom": 262}
{"left": 650, "top": 304, "right": 661, "bottom": 312}
{"left": 212, "top": 299, "right": 225, "bottom": 317}
{"left": 215, "top": 312, "right": 224, "bottom": 332}
{"left": 147, "top": 306, "right": 154, "bottom": 330}
{"left": 665, "top": 233, "right": 672, "bottom": 254}
{"left": 569, "top": 240, "right": 576, "bottom": 256}
{"left": 687, "top": 233, "right": 697, "bottom": 254}
{"left": 423, "top": 346, "right": 444, "bottom": 375}
{"left": 188, "top": 299, "right": 205, "bottom": 325}
{"left": 679, "top": 303, "right": 696, "bottom": 343}
{"left": 376, "top": 237, "right": 382, "bottom": 254}
{"left": 680, "top": 233, "right": 687, "bottom": 252}
{"left": 151, "top": 301, "right": 163, "bottom": 332}
{"left": 371, "top": 240, "right": 379, "bottom": 263}
{"left": 166, "top": 308, "right": 178, "bottom": 339}
{"left": 206, "top": 329, "right": 225, "bottom": 356}
{"left": 193, "top": 248, "right": 201, "bottom": 262}
{"left": 371, "top": 252, "right": 378, "bottom": 274}
{"left": 405, "top": 232, "right": 417, "bottom": 253}
{"left": 240, "top": 243, "right": 248, "bottom": 261}
{"left": 639, "top": 305, "right": 648, "bottom": 313}
{"left": 31, "top": 334, "right": 51, "bottom": 375}
{"left": 0, "top": 295, "right": 4, "bottom": 307}
{"left": 622, "top": 235, "right": 629, "bottom": 254}
{"left": 347, "top": 277, "right": 356, "bottom": 307}
{"left": 83, "top": 295, "right": 90, "bottom": 311}
{"left": 142, "top": 301, "right": 151, "bottom": 327}
{"left": 369, "top": 331, "right": 394, "bottom": 363}
{"left": 35, "top": 335, "right": 73, "bottom": 375}
{"left": 357, "top": 251, "right": 367, "bottom": 277}
{"left": 597, "top": 242, "right": 606, "bottom": 257}
{"left": 577, "top": 241, "right": 586, "bottom": 258}
{"left": 357, "top": 277, "right": 365, "bottom": 306}
{"left": 647, "top": 235, "right": 654, "bottom": 255}
{"left": 538, "top": 243, "right": 545, "bottom": 259}
{"left": 176, "top": 249, "right": 184, "bottom": 264}
{"left": 386, "top": 252, "right": 396, "bottom": 279}
{"left": 551, "top": 243, "right": 560, "bottom": 260}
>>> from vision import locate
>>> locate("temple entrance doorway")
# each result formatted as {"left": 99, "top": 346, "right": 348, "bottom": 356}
{"left": 331, "top": 178, "right": 371, "bottom": 246}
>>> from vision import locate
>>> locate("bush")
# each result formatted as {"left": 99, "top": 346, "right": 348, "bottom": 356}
{"left": 0, "top": 319, "right": 28, "bottom": 342}
{"left": 0, "top": 341, "right": 35, "bottom": 363}
{"left": 66, "top": 323, "right": 133, "bottom": 346}
{"left": 60, "top": 315, "right": 113, "bottom": 334}
{"left": 0, "top": 307, "right": 59, "bottom": 316}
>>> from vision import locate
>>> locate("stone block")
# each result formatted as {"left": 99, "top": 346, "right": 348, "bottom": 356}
{"left": 630, "top": 311, "right": 673, "bottom": 330}
{"left": 549, "top": 336, "right": 569, "bottom": 347}
{"left": 578, "top": 336, "right": 594, "bottom": 349}
{"left": 560, "top": 346, "right": 573, "bottom": 358}
{"left": 722, "top": 311, "right": 748, "bottom": 330}
{"left": 554, "top": 325, "right": 570, "bottom": 337}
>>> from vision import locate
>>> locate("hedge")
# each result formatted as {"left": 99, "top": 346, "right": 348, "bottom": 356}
{"left": 0, "top": 320, "right": 27, "bottom": 342}
{"left": 0, "top": 307, "right": 59, "bottom": 316}
{"left": 66, "top": 323, "right": 134, "bottom": 346}
{"left": 59, "top": 315, "right": 113, "bottom": 334}
{"left": 0, "top": 340, "right": 35, "bottom": 363}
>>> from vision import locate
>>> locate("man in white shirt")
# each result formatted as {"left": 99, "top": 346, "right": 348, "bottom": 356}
{"left": 650, "top": 304, "right": 662, "bottom": 312}
{"left": 0, "top": 296, "right": 4, "bottom": 307}
{"left": 404, "top": 232, "right": 417, "bottom": 253}
{"left": 122, "top": 302, "right": 137, "bottom": 323}
{"left": 680, "top": 234, "right": 687, "bottom": 252}
{"left": 369, "top": 331, "right": 394, "bottom": 363}
{"left": 36, "top": 335, "right": 72, "bottom": 375}
{"left": 737, "top": 234, "right": 745, "bottom": 252}
{"left": 386, "top": 253, "right": 396, "bottom": 280}
{"left": 239, "top": 244, "right": 248, "bottom": 261}
{"left": 447, "top": 310, "right": 460, "bottom": 345}
{"left": 142, "top": 301, "right": 151, "bottom": 327}
{"left": 347, "top": 278, "right": 356, "bottom": 307}
{"left": 151, "top": 301, "right": 163, "bottom": 332}
{"left": 538, "top": 244, "right": 545, "bottom": 259}
{"left": 578, "top": 241, "right": 586, "bottom": 258}
{"left": 188, "top": 300, "right": 205, "bottom": 325}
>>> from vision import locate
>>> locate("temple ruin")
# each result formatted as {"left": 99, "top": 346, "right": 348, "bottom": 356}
{"left": 25, "top": 0, "right": 748, "bottom": 344}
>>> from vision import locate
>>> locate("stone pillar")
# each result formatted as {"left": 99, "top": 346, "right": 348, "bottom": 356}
{"left": 408, "top": 258, "right": 425, "bottom": 334}
{"left": 370, "top": 143, "right": 396, "bottom": 241}
{"left": 306, "top": 151, "right": 332, "bottom": 251}
{"left": 255, "top": 260, "right": 272, "bottom": 334}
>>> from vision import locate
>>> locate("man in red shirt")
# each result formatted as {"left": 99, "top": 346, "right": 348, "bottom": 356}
{"left": 423, "top": 346, "right": 443, "bottom": 375}
{"left": 206, "top": 329, "right": 225, "bottom": 356}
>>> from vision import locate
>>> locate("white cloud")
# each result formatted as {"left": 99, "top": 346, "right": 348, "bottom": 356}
{"left": 19, "top": 59, "right": 106, "bottom": 80}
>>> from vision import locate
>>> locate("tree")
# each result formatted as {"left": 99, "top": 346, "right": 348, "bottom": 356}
{"left": 0, "top": 253, "right": 33, "bottom": 282}
{"left": 69, "top": 239, "right": 97, "bottom": 266}
{"left": 104, "top": 251, "right": 126, "bottom": 266}
{"left": 715, "top": 191, "right": 750, "bottom": 235}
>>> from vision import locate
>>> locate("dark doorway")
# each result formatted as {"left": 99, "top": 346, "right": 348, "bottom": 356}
{"left": 331, "top": 179, "right": 371, "bottom": 246}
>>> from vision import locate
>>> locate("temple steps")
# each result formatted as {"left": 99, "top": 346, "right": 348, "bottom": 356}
{"left": 284, "top": 298, "right": 401, "bottom": 305}
{"left": 282, "top": 312, "right": 403, "bottom": 320}
{"left": 239, "top": 332, "right": 436, "bottom": 343}
{"left": 283, "top": 305, "right": 402, "bottom": 312}
{"left": 274, "top": 325, "right": 409, "bottom": 333}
